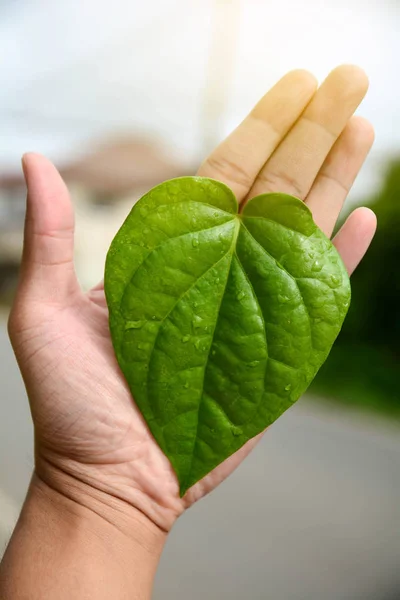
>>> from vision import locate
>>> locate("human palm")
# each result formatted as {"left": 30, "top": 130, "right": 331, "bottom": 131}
{"left": 8, "top": 66, "right": 376, "bottom": 533}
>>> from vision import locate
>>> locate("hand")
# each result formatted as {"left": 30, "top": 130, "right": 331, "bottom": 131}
{"left": 8, "top": 65, "right": 375, "bottom": 537}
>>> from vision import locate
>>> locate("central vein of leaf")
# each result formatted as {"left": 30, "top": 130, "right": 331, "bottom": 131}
{"left": 182, "top": 218, "right": 240, "bottom": 491}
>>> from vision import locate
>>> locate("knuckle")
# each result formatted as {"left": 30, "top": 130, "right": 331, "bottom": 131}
{"left": 201, "top": 154, "right": 254, "bottom": 192}
{"left": 257, "top": 169, "right": 306, "bottom": 199}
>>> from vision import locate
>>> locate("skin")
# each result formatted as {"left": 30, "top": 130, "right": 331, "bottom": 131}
{"left": 0, "top": 65, "right": 376, "bottom": 599}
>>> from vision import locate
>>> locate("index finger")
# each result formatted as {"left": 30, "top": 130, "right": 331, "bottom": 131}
{"left": 197, "top": 70, "right": 318, "bottom": 202}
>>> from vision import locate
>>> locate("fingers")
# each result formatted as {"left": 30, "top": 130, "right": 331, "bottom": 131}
{"left": 248, "top": 65, "right": 369, "bottom": 200}
{"left": 18, "top": 153, "right": 79, "bottom": 303}
{"left": 197, "top": 70, "right": 318, "bottom": 201}
{"left": 306, "top": 116, "right": 375, "bottom": 236}
{"left": 334, "top": 207, "right": 377, "bottom": 275}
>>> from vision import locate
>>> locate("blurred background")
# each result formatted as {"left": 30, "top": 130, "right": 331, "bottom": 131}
{"left": 0, "top": 0, "right": 399, "bottom": 598}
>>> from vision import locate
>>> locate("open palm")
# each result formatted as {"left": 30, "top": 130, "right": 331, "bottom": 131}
{"left": 8, "top": 66, "right": 376, "bottom": 533}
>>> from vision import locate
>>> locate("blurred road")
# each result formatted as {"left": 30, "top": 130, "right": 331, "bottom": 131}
{"left": 1, "top": 319, "right": 399, "bottom": 600}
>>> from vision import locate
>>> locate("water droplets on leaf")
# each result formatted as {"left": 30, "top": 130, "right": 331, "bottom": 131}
{"left": 330, "top": 274, "right": 340, "bottom": 286}
{"left": 192, "top": 315, "right": 203, "bottom": 329}
{"left": 311, "top": 260, "right": 322, "bottom": 272}
{"left": 248, "top": 360, "right": 260, "bottom": 368}
{"left": 105, "top": 177, "right": 352, "bottom": 497}
{"left": 125, "top": 320, "right": 144, "bottom": 330}
{"left": 194, "top": 339, "right": 207, "bottom": 352}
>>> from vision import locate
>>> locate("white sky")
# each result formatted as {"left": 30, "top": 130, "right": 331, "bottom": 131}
{"left": 0, "top": 0, "right": 399, "bottom": 200}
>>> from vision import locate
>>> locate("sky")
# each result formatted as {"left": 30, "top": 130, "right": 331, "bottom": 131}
{"left": 0, "top": 0, "right": 399, "bottom": 201}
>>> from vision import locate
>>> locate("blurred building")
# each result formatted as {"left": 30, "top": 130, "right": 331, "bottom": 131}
{"left": 0, "top": 137, "right": 189, "bottom": 298}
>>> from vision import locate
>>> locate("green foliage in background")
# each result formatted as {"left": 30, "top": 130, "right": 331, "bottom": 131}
{"left": 312, "top": 159, "right": 400, "bottom": 417}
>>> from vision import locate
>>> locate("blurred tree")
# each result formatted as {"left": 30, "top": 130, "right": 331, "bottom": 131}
{"left": 344, "top": 159, "right": 400, "bottom": 350}
{"left": 312, "top": 159, "right": 400, "bottom": 415}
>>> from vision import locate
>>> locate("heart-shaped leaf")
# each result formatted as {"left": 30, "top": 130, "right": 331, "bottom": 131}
{"left": 105, "top": 177, "right": 350, "bottom": 495}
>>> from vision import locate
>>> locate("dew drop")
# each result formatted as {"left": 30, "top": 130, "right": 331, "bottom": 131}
{"left": 143, "top": 227, "right": 149, "bottom": 235}
{"left": 139, "top": 241, "right": 145, "bottom": 247}
{"left": 248, "top": 360, "right": 259, "bottom": 368}
{"left": 232, "top": 426, "right": 242, "bottom": 437}
{"left": 183, "top": 382, "right": 189, "bottom": 389}
{"left": 285, "top": 384, "right": 292, "bottom": 392}
{"left": 194, "top": 339, "right": 202, "bottom": 350}
{"left": 181, "top": 335, "right": 190, "bottom": 343}
{"left": 215, "top": 277, "right": 220, "bottom": 284}
{"left": 137, "top": 343, "right": 145, "bottom": 350}
{"left": 278, "top": 294, "right": 289, "bottom": 304}
{"left": 236, "top": 291, "right": 245, "bottom": 301}
{"left": 330, "top": 274, "right": 340, "bottom": 286}
{"left": 211, "top": 349, "right": 216, "bottom": 356}
{"left": 139, "top": 206, "right": 148, "bottom": 217}
{"left": 192, "top": 315, "right": 203, "bottom": 328}
{"left": 311, "top": 260, "right": 322, "bottom": 272}
{"left": 151, "top": 315, "right": 156, "bottom": 320}
{"left": 125, "top": 320, "right": 144, "bottom": 330}
{"left": 192, "top": 237, "right": 199, "bottom": 247}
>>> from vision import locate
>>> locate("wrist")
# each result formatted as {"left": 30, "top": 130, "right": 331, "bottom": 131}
{"left": 32, "top": 464, "right": 167, "bottom": 556}
{"left": 1, "top": 473, "right": 166, "bottom": 599}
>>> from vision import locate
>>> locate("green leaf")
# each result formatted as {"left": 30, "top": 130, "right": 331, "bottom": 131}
{"left": 105, "top": 177, "right": 351, "bottom": 496}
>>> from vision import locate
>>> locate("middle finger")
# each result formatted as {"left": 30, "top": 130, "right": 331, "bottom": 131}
{"left": 247, "top": 65, "right": 369, "bottom": 201}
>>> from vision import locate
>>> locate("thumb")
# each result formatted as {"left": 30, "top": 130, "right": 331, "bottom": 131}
{"left": 17, "top": 153, "right": 79, "bottom": 303}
